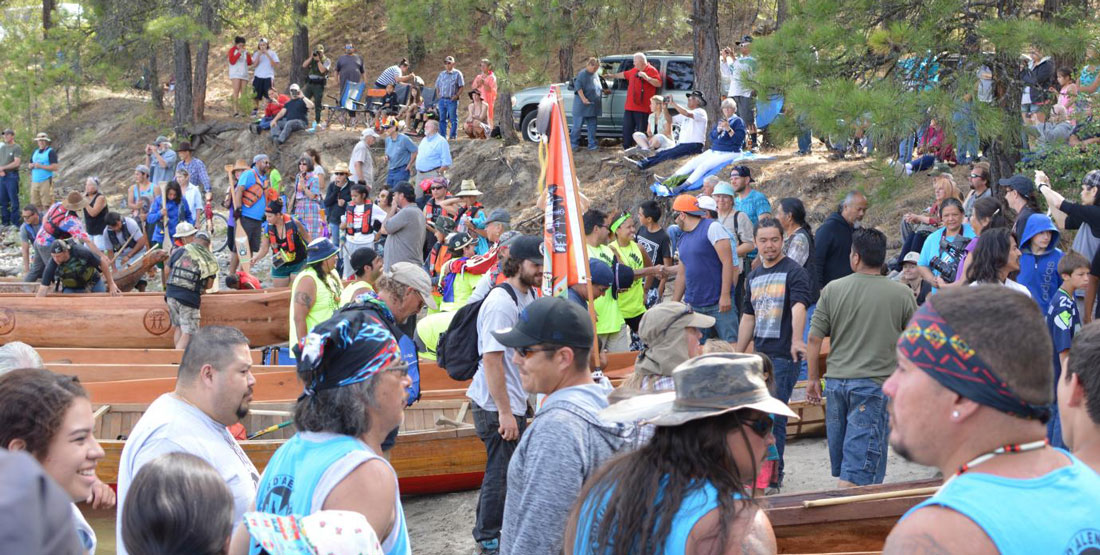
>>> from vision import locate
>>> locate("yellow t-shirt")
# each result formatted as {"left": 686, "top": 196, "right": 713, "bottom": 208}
{"left": 610, "top": 240, "right": 646, "bottom": 319}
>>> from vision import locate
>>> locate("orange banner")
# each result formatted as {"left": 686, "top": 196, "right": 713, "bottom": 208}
{"left": 541, "top": 87, "right": 590, "bottom": 297}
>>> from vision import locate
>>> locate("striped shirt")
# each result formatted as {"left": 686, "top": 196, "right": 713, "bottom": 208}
{"left": 376, "top": 65, "right": 402, "bottom": 87}
{"left": 435, "top": 69, "right": 465, "bottom": 99}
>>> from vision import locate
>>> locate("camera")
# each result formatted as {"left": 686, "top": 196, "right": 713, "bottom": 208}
{"left": 928, "top": 237, "right": 969, "bottom": 283}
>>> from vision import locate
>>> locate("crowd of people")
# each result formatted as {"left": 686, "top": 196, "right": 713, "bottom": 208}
{"left": 4, "top": 32, "right": 1100, "bottom": 555}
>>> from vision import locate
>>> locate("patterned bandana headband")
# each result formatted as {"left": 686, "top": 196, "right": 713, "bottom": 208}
{"left": 294, "top": 306, "right": 402, "bottom": 400}
{"left": 897, "top": 302, "right": 1052, "bottom": 423}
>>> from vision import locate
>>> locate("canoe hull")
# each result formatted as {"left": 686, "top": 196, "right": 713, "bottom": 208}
{"left": 0, "top": 289, "right": 290, "bottom": 348}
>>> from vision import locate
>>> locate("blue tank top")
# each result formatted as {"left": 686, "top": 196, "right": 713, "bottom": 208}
{"left": 680, "top": 219, "right": 732, "bottom": 307}
{"left": 31, "top": 147, "right": 53, "bottom": 183}
{"left": 903, "top": 449, "right": 1100, "bottom": 553}
{"left": 252, "top": 433, "right": 411, "bottom": 555}
{"left": 571, "top": 479, "right": 743, "bottom": 554}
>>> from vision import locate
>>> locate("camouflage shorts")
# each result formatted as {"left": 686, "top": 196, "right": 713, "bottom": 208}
{"left": 166, "top": 297, "right": 201, "bottom": 335}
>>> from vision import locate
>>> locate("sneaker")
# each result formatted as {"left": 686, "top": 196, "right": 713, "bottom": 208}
{"left": 765, "top": 486, "right": 782, "bottom": 496}
{"left": 623, "top": 145, "right": 641, "bottom": 156}
{"left": 250, "top": 109, "right": 258, "bottom": 118}
{"left": 477, "top": 538, "right": 500, "bottom": 555}
{"left": 623, "top": 156, "right": 643, "bottom": 169}
{"left": 904, "top": 163, "right": 914, "bottom": 176}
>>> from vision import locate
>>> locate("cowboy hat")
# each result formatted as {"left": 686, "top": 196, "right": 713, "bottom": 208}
{"left": 601, "top": 353, "right": 799, "bottom": 427}
{"left": 332, "top": 162, "right": 350, "bottom": 175}
{"left": 225, "top": 159, "right": 250, "bottom": 174}
{"left": 61, "top": 191, "right": 88, "bottom": 212}
{"left": 456, "top": 179, "right": 483, "bottom": 197}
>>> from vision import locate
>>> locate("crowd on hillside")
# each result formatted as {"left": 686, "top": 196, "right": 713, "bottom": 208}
{"left": 3, "top": 33, "right": 1100, "bottom": 555}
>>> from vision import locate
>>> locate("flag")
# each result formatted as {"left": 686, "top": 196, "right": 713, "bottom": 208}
{"left": 539, "top": 86, "right": 590, "bottom": 297}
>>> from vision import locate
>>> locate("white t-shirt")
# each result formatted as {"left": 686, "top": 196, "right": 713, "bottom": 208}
{"left": 253, "top": 49, "right": 280, "bottom": 79}
{"left": 116, "top": 394, "right": 260, "bottom": 555}
{"left": 674, "top": 108, "right": 708, "bottom": 145}
{"left": 349, "top": 141, "right": 374, "bottom": 184}
{"left": 182, "top": 184, "right": 204, "bottom": 219}
{"left": 341, "top": 203, "right": 387, "bottom": 245}
{"left": 727, "top": 56, "right": 756, "bottom": 97}
{"left": 467, "top": 284, "right": 536, "bottom": 414}
{"left": 970, "top": 279, "right": 1032, "bottom": 297}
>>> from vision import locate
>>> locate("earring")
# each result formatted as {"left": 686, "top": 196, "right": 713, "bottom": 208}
{"left": 952, "top": 411, "right": 960, "bottom": 419}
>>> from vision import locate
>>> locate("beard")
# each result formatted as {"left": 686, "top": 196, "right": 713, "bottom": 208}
{"left": 521, "top": 268, "right": 543, "bottom": 289}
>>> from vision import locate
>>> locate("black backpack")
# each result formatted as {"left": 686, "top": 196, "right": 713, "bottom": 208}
{"left": 437, "top": 283, "right": 519, "bottom": 381}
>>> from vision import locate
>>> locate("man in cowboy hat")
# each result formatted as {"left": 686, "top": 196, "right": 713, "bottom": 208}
{"left": 174, "top": 141, "right": 211, "bottom": 198}
{"left": 498, "top": 296, "right": 638, "bottom": 555}
{"left": 36, "top": 237, "right": 121, "bottom": 297}
{"left": 627, "top": 90, "right": 709, "bottom": 171}
{"left": 349, "top": 128, "right": 379, "bottom": 187}
{"left": 623, "top": 301, "right": 715, "bottom": 391}
{"left": 883, "top": 286, "right": 1100, "bottom": 552}
{"left": 145, "top": 135, "right": 177, "bottom": 188}
{"left": 34, "top": 191, "right": 113, "bottom": 268}
{"left": 224, "top": 159, "right": 251, "bottom": 275}
{"left": 569, "top": 353, "right": 797, "bottom": 553}
{"left": 28, "top": 132, "right": 57, "bottom": 210}
{"left": 442, "top": 179, "right": 488, "bottom": 251}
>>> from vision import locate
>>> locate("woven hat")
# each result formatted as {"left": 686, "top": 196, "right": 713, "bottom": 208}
{"left": 333, "top": 162, "right": 350, "bottom": 175}
{"left": 34, "top": 132, "right": 50, "bottom": 142}
{"left": 601, "top": 353, "right": 798, "bottom": 427}
{"left": 456, "top": 179, "right": 483, "bottom": 197}
{"left": 61, "top": 191, "right": 88, "bottom": 212}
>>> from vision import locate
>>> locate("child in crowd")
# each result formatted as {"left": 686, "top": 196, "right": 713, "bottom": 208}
{"left": 252, "top": 90, "right": 288, "bottom": 134}
{"left": 635, "top": 200, "right": 674, "bottom": 307}
{"left": 1017, "top": 213, "right": 1064, "bottom": 308}
{"left": 1045, "top": 251, "right": 1091, "bottom": 448}
{"left": 1055, "top": 67, "right": 1079, "bottom": 123}
{"left": 339, "top": 183, "right": 384, "bottom": 280}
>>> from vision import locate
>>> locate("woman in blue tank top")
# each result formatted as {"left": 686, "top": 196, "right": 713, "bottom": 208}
{"left": 566, "top": 353, "right": 799, "bottom": 555}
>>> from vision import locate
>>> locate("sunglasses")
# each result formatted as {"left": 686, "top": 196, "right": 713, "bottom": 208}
{"left": 516, "top": 345, "right": 560, "bottom": 358}
{"left": 299, "top": 161, "right": 310, "bottom": 165}
{"left": 431, "top": 185, "right": 446, "bottom": 190}
{"left": 741, "top": 413, "right": 775, "bottom": 438}
{"left": 969, "top": 173, "right": 984, "bottom": 179}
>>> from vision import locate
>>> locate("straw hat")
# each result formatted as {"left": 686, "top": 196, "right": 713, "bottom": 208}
{"left": 332, "top": 162, "right": 350, "bottom": 175}
{"left": 601, "top": 353, "right": 799, "bottom": 427}
{"left": 34, "top": 132, "right": 51, "bottom": 142}
{"left": 61, "top": 191, "right": 88, "bottom": 212}
{"left": 225, "top": 159, "right": 250, "bottom": 175}
{"left": 455, "top": 179, "right": 483, "bottom": 197}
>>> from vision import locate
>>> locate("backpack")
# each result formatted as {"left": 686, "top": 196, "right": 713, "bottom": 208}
{"left": 437, "top": 283, "right": 519, "bottom": 381}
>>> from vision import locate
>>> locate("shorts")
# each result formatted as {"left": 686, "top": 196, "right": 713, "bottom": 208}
{"left": 271, "top": 257, "right": 307, "bottom": 279}
{"left": 734, "top": 95, "right": 755, "bottom": 126}
{"left": 238, "top": 216, "right": 264, "bottom": 252}
{"left": 167, "top": 297, "right": 201, "bottom": 335}
{"left": 253, "top": 77, "right": 273, "bottom": 100}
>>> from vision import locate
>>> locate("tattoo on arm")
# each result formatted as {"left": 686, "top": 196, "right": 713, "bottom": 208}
{"left": 295, "top": 291, "right": 313, "bottom": 308}
{"left": 883, "top": 533, "right": 951, "bottom": 555}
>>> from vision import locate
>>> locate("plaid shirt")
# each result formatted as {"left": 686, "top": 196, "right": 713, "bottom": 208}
{"left": 176, "top": 157, "right": 212, "bottom": 192}
{"left": 435, "top": 69, "right": 465, "bottom": 99}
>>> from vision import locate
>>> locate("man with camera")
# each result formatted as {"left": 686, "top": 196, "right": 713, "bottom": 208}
{"left": 300, "top": 45, "right": 330, "bottom": 130}
{"left": 270, "top": 84, "right": 313, "bottom": 146}
{"left": 145, "top": 136, "right": 177, "bottom": 188}
{"left": 728, "top": 36, "right": 758, "bottom": 151}
{"left": 249, "top": 38, "right": 280, "bottom": 116}
{"left": 604, "top": 52, "right": 662, "bottom": 150}
{"left": 627, "top": 91, "right": 708, "bottom": 171}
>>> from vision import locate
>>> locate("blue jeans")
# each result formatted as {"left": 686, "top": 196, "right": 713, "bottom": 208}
{"left": 668, "top": 224, "right": 682, "bottom": 256}
{"left": 570, "top": 116, "right": 597, "bottom": 149}
{"left": 691, "top": 302, "right": 739, "bottom": 343}
{"left": 825, "top": 377, "right": 890, "bottom": 485}
{"left": 798, "top": 303, "right": 816, "bottom": 381}
{"left": 0, "top": 172, "right": 18, "bottom": 225}
{"left": 771, "top": 357, "right": 800, "bottom": 486}
{"left": 909, "top": 154, "right": 937, "bottom": 172}
{"left": 638, "top": 142, "right": 704, "bottom": 170}
{"left": 438, "top": 98, "right": 459, "bottom": 139}
{"left": 386, "top": 167, "right": 410, "bottom": 186}
{"left": 472, "top": 405, "right": 528, "bottom": 543}
{"left": 797, "top": 128, "right": 812, "bottom": 154}
{"left": 327, "top": 222, "right": 341, "bottom": 248}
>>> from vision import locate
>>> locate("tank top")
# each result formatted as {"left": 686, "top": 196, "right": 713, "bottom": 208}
{"left": 902, "top": 449, "right": 1100, "bottom": 553}
{"left": 609, "top": 240, "right": 646, "bottom": 318}
{"left": 339, "top": 280, "right": 374, "bottom": 305}
{"left": 84, "top": 193, "right": 108, "bottom": 235}
{"left": 31, "top": 147, "right": 54, "bottom": 183}
{"left": 252, "top": 433, "right": 410, "bottom": 555}
{"left": 572, "top": 479, "right": 744, "bottom": 554}
{"left": 588, "top": 243, "right": 625, "bottom": 334}
{"left": 680, "top": 219, "right": 729, "bottom": 307}
{"left": 289, "top": 266, "right": 342, "bottom": 351}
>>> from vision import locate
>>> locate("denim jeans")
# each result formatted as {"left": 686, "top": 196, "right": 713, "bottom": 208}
{"left": 638, "top": 142, "right": 704, "bottom": 170}
{"left": 668, "top": 224, "right": 682, "bottom": 256}
{"left": 691, "top": 302, "right": 739, "bottom": 343}
{"left": 797, "top": 128, "right": 813, "bottom": 154}
{"left": 824, "top": 378, "right": 890, "bottom": 485}
{"left": 327, "top": 222, "right": 341, "bottom": 248}
{"left": 386, "top": 167, "right": 411, "bottom": 186}
{"left": 273, "top": 119, "right": 307, "bottom": 144}
{"left": 472, "top": 404, "right": 528, "bottom": 543}
{"left": 0, "top": 172, "right": 18, "bottom": 225}
{"left": 771, "top": 357, "right": 799, "bottom": 486}
{"left": 438, "top": 98, "right": 459, "bottom": 139}
{"left": 909, "top": 154, "right": 937, "bottom": 172}
{"left": 570, "top": 116, "right": 597, "bottom": 149}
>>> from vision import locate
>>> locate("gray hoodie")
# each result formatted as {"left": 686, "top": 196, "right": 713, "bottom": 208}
{"left": 500, "top": 383, "right": 638, "bottom": 555}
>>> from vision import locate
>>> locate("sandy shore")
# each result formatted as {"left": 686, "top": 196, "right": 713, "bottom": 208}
{"left": 404, "top": 435, "right": 940, "bottom": 554}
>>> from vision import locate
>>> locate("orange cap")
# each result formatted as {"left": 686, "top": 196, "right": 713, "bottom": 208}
{"left": 672, "top": 194, "right": 704, "bottom": 215}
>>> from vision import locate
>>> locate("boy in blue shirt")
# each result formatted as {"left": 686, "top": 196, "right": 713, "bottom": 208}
{"left": 1046, "top": 251, "right": 1091, "bottom": 448}
{"left": 1018, "top": 213, "right": 1063, "bottom": 309}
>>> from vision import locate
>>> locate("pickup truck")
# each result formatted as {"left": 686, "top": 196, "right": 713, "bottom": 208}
{"left": 511, "top": 52, "right": 695, "bottom": 142}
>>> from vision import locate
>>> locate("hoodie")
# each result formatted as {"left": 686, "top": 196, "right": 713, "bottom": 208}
{"left": 813, "top": 212, "right": 855, "bottom": 289}
{"left": 501, "top": 384, "right": 638, "bottom": 555}
{"left": 1017, "top": 214, "right": 1063, "bottom": 309}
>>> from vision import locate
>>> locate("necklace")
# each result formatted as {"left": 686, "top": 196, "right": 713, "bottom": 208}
{"left": 956, "top": 439, "right": 1048, "bottom": 476}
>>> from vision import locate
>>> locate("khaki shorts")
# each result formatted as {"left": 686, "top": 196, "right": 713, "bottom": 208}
{"left": 167, "top": 297, "right": 201, "bottom": 335}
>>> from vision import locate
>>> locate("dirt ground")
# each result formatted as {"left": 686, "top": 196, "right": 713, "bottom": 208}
{"left": 403, "top": 436, "right": 940, "bottom": 555}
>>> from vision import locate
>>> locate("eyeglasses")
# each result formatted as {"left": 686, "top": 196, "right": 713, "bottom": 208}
{"left": 516, "top": 346, "right": 561, "bottom": 358}
{"left": 741, "top": 413, "right": 775, "bottom": 438}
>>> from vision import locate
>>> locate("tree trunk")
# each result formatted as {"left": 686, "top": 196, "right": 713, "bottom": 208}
{"left": 558, "top": 44, "right": 575, "bottom": 83}
{"left": 42, "top": 0, "right": 54, "bottom": 38}
{"left": 192, "top": 0, "right": 216, "bottom": 122}
{"left": 496, "top": 88, "right": 517, "bottom": 145}
{"left": 173, "top": 39, "right": 195, "bottom": 133}
{"left": 288, "top": 0, "right": 309, "bottom": 88}
{"left": 149, "top": 51, "right": 164, "bottom": 110}
{"left": 776, "top": 0, "right": 788, "bottom": 28}
{"left": 987, "top": 0, "right": 1023, "bottom": 185}
{"left": 692, "top": 0, "right": 722, "bottom": 127}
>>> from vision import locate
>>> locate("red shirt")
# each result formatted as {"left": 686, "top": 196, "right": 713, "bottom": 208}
{"left": 624, "top": 64, "right": 662, "bottom": 113}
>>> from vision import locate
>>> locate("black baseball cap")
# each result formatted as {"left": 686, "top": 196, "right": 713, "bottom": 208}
{"left": 687, "top": 90, "right": 707, "bottom": 107}
{"left": 492, "top": 296, "right": 594, "bottom": 349}
{"left": 508, "top": 235, "right": 544, "bottom": 263}
{"left": 998, "top": 174, "right": 1035, "bottom": 198}
{"left": 737, "top": 35, "right": 753, "bottom": 44}
{"left": 731, "top": 165, "right": 755, "bottom": 182}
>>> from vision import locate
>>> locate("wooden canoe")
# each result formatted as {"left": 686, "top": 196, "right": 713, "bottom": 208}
{"left": 37, "top": 347, "right": 266, "bottom": 365}
{"left": 0, "top": 249, "right": 169, "bottom": 294}
{"left": 93, "top": 398, "right": 486, "bottom": 496}
{"left": 765, "top": 478, "right": 942, "bottom": 553}
{"left": 0, "top": 288, "right": 290, "bottom": 348}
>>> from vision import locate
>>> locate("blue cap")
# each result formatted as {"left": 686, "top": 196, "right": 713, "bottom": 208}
{"left": 590, "top": 258, "right": 613, "bottom": 287}
{"left": 305, "top": 238, "right": 338, "bottom": 264}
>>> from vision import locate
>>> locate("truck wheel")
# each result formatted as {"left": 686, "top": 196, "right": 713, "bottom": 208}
{"left": 521, "top": 110, "right": 542, "bottom": 142}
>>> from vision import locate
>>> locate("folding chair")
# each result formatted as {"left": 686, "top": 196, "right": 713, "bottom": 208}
{"left": 323, "top": 81, "right": 369, "bottom": 129}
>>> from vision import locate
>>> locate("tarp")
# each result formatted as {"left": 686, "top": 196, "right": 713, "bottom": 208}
{"left": 649, "top": 151, "right": 774, "bottom": 197}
